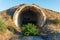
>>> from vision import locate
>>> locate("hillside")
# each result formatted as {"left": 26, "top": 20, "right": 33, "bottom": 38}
{"left": 0, "top": 4, "right": 60, "bottom": 40}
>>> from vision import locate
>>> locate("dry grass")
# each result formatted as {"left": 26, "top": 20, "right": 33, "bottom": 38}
{"left": 0, "top": 5, "right": 60, "bottom": 40}
{"left": 41, "top": 8, "right": 60, "bottom": 33}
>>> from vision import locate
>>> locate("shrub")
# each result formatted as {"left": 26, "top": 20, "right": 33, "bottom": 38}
{"left": 0, "top": 18, "right": 7, "bottom": 33}
{"left": 22, "top": 23, "right": 38, "bottom": 36}
{"left": 7, "top": 26, "right": 15, "bottom": 33}
{"left": 54, "top": 18, "right": 60, "bottom": 24}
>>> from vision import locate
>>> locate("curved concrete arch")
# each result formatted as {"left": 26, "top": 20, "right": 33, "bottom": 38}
{"left": 13, "top": 5, "right": 46, "bottom": 27}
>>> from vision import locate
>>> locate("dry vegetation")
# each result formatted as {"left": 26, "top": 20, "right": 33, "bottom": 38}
{"left": 41, "top": 8, "right": 60, "bottom": 33}
{"left": 0, "top": 4, "right": 60, "bottom": 40}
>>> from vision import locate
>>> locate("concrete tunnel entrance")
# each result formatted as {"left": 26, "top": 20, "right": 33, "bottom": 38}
{"left": 13, "top": 5, "right": 46, "bottom": 27}
{"left": 18, "top": 9, "right": 38, "bottom": 26}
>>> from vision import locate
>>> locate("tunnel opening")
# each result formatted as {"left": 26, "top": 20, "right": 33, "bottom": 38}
{"left": 13, "top": 5, "right": 46, "bottom": 27}
{"left": 18, "top": 9, "right": 38, "bottom": 26}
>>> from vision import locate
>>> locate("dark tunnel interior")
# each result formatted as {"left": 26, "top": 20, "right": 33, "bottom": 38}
{"left": 18, "top": 9, "right": 38, "bottom": 26}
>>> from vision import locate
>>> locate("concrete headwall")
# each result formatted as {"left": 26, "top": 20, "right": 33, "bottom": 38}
{"left": 13, "top": 4, "right": 46, "bottom": 27}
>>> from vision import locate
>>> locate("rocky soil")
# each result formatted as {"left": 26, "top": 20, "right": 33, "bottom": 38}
{"left": 0, "top": 4, "right": 60, "bottom": 40}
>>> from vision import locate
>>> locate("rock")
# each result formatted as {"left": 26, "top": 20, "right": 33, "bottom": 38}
{"left": 46, "top": 33, "right": 60, "bottom": 40}
{"left": 10, "top": 36, "right": 44, "bottom": 40}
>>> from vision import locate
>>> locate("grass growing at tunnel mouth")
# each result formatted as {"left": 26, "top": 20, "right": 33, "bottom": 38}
{"left": 21, "top": 23, "right": 38, "bottom": 36}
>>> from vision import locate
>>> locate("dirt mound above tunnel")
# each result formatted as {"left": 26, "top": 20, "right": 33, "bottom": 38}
{"left": 0, "top": 4, "right": 60, "bottom": 32}
{"left": 0, "top": 4, "right": 60, "bottom": 40}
